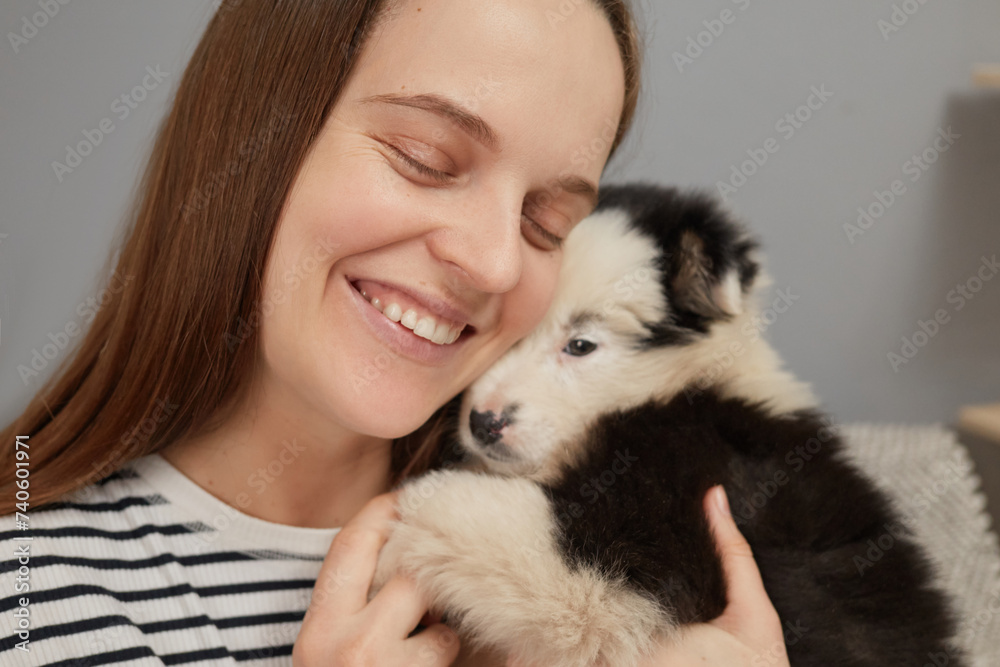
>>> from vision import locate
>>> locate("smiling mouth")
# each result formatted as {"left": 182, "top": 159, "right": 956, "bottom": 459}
{"left": 349, "top": 279, "right": 474, "bottom": 346}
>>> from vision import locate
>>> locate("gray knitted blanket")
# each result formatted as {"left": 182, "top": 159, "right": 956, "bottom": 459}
{"left": 841, "top": 423, "right": 1000, "bottom": 665}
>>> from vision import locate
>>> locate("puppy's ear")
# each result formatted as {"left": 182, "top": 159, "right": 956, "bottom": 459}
{"left": 671, "top": 230, "right": 746, "bottom": 320}
{"left": 596, "top": 183, "right": 760, "bottom": 330}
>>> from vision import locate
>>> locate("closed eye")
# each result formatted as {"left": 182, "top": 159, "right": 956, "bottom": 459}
{"left": 385, "top": 143, "right": 454, "bottom": 184}
{"left": 523, "top": 216, "right": 564, "bottom": 250}
{"left": 386, "top": 142, "right": 565, "bottom": 250}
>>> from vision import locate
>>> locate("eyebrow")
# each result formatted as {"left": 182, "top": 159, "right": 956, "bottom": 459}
{"left": 358, "top": 92, "right": 600, "bottom": 210}
{"left": 569, "top": 311, "right": 605, "bottom": 329}
{"left": 556, "top": 175, "right": 600, "bottom": 212}
{"left": 360, "top": 92, "right": 502, "bottom": 152}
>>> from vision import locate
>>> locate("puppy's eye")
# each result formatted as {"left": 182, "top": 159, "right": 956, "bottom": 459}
{"left": 563, "top": 339, "right": 597, "bottom": 356}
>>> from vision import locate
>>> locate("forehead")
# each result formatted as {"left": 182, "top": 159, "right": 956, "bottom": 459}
{"left": 344, "top": 0, "right": 626, "bottom": 167}
{"left": 549, "top": 208, "right": 667, "bottom": 328}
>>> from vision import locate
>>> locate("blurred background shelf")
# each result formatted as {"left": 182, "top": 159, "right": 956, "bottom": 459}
{"left": 957, "top": 402, "right": 1000, "bottom": 529}
{"left": 973, "top": 64, "right": 1000, "bottom": 88}
{"left": 959, "top": 402, "right": 1000, "bottom": 443}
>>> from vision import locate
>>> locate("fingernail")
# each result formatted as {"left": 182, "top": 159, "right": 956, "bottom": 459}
{"left": 714, "top": 485, "right": 731, "bottom": 517}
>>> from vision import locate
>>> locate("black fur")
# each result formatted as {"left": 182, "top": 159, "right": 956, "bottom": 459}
{"left": 434, "top": 183, "right": 964, "bottom": 665}
{"left": 598, "top": 183, "right": 760, "bottom": 344}
{"left": 543, "top": 392, "right": 961, "bottom": 665}
{"left": 532, "top": 183, "right": 964, "bottom": 665}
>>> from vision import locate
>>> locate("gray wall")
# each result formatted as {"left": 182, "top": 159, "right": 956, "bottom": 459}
{"left": 1, "top": 1, "right": 998, "bottom": 428}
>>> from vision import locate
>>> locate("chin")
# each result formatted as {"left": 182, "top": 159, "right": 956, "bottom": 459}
{"left": 337, "top": 383, "right": 446, "bottom": 440}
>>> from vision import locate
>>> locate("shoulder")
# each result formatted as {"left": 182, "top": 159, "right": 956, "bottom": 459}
{"left": 0, "top": 459, "right": 318, "bottom": 661}
{"left": 3, "top": 461, "right": 184, "bottom": 542}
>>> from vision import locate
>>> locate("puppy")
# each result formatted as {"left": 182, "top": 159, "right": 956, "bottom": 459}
{"left": 372, "top": 183, "right": 963, "bottom": 667}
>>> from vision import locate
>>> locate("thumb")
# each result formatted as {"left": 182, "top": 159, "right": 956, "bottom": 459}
{"left": 704, "top": 485, "right": 782, "bottom": 640}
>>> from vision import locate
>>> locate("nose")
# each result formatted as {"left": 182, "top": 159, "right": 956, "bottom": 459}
{"left": 427, "top": 191, "right": 524, "bottom": 294}
{"left": 469, "top": 408, "right": 513, "bottom": 446}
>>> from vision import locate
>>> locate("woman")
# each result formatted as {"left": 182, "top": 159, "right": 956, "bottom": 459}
{"left": 0, "top": 1, "right": 790, "bottom": 664}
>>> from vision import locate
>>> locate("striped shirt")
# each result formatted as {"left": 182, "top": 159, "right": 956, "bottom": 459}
{"left": 0, "top": 453, "right": 340, "bottom": 666}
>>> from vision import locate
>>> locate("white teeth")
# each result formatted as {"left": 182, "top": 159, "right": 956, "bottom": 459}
{"left": 413, "top": 316, "right": 436, "bottom": 339}
{"left": 400, "top": 309, "right": 419, "bottom": 329}
{"left": 358, "top": 286, "right": 466, "bottom": 345}
{"left": 383, "top": 302, "right": 402, "bottom": 322}
{"left": 431, "top": 321, "right": 451, "bottom": 344}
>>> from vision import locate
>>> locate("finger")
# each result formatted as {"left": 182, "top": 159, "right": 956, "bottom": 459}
{"left": 405, "top": 622, "right": 462, "bottom": 666}
{"left": 405, "top": 623, "right": 461, "bottom": 666}
{"left": 704, "top": 485, "right": 781, "bottom": 637}
{"left": 366, "top": 572, "right": 434, "bottom": 638}
{"left": 306, "top": 491, "right": 399, "bottom": 621}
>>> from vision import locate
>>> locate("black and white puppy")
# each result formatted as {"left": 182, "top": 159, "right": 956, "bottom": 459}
{"left": 372, "top": 183, "right": 963, "bottom": 667}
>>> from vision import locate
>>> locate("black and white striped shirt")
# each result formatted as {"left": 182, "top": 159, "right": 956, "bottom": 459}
{"left": 1, "top": 453, "right": 340, "bottom": 666}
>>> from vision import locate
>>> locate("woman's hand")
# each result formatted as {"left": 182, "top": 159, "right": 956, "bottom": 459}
{"left": 506, "top": 485, "right": 790, "bottom": 667}
{"left": 633, "top": 485, "right": 791, "bottom": 666}
{"left": 293, "top": 491, "right": 461, "bottom": 667}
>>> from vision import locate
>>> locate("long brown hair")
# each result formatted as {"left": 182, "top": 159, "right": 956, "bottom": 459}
{"left": 1, "top": 0, "right": 644, "bottom": 512}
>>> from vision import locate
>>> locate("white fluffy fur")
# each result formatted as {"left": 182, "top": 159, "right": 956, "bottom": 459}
{"left": 458, "top": 209, "right": 817, "bottom": 482}
{"left": 374, "top": 207, "right": 817, "bottom": 665}
{"left": 371, "top": 469, "right": 671, "bottom": 667}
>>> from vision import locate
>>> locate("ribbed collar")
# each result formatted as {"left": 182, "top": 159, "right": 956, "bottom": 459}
{"left": 128, "top": 452, "right": 340, "bottom": 558}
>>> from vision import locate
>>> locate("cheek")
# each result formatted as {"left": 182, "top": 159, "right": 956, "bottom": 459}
{"left": 289, "top": 150, "right": 411, "bottom": 259}
{"left": 501, "top": 253, "right": 561, "bottom": 339}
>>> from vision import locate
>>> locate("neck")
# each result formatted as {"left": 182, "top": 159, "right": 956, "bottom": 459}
{"left": 159, "top": 375, "right": 393, "bottom": 530}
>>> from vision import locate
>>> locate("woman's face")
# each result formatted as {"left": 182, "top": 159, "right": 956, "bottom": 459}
{"left": 259, "top": 0, "right": 626, "bottom": 439}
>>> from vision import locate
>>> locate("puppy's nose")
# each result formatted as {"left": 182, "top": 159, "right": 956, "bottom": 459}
{"left": 469, "top": 408, "right": 511, "bottom": 446}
